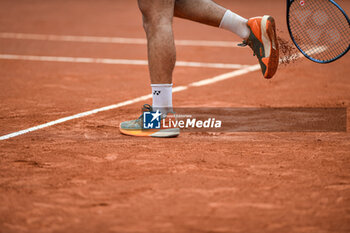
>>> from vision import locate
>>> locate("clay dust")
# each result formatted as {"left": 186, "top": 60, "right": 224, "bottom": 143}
{"left": 278, "top": 36, "right": 299, "bottom": 65}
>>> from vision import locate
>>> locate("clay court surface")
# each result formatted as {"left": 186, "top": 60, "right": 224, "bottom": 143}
{"left": 0, "top": 0, "right": 350, "bottom": 232}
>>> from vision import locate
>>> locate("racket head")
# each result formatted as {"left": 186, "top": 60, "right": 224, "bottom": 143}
{"left": 287, "top": 0, "right": 350, "bottom": 63}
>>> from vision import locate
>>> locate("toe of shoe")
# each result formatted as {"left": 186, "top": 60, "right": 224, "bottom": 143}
{"left": 120, "top": 120, "right": 141, "bottom": 130}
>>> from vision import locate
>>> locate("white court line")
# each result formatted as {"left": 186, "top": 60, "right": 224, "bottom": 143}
{"left": 0, "top": 54, "right": 249, "bottom": 69}
{"left": 0, "top": 32, "right": 240, "bottom": 48}
{"left": 0, "top": 65, "right": 259, "bottom": 141}
{"left": 190, "top": 65, "right": 260, "bottom": 87}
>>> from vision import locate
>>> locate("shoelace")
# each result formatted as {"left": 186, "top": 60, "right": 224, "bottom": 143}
{"left": 138, "top": 104, "right": 172, "bottom": 120}
{"left": 137, "top": 104, "right": 153, "bottom": 120}
{"left": 142, "top": 104, "right": 152, "bottom": 112}
{"left": 237, "top": 40, "right": 257, "bottom": 57}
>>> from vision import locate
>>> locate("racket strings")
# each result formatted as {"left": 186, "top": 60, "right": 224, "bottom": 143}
{"left": 289, "top": 0, "right": 350, "bottom": 62}
{"left": 310, "top": 2, "right": 346, "bottom": 57}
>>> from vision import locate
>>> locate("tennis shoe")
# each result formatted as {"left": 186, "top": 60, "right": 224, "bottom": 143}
{"left": 119, "top": 104, "right": 180, "bottom": 138}
{"left": 239, "top": 15, "right": 279, "bottom": 79}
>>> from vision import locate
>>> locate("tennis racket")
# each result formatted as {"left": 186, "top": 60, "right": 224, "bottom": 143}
{"left": 287, "top": 0, "right": 350, "bottom": 63}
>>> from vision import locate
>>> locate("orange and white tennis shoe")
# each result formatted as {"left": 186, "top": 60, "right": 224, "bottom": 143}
{"left": 239, "top": 15, "right": 279, "bottom": 79}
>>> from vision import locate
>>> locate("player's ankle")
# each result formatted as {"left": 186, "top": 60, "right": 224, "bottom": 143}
{"left": 219, "top": 10, "right": 250, "bottom": 39}
{"left": 151, "top": 83, "right": 173, "bottom": 116}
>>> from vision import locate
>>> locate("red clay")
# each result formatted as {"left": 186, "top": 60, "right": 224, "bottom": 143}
{"left": 0, "top": 0, "right": 349, "bottom": 232}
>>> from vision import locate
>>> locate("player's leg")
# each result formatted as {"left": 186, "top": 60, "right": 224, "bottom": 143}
{"left": 119, "top": 0, "right": 179, "bottom": 138}
{"left": 174, "top": 0, "right": 279, "bottom": 79}
{"left": 174, "top": 0, "right": 250, "bottom": 39}
{"left": 139, "top": 0, "right": 176, "bottom": 85}
{"left": 174, "top": 0, "right": 226, "bottom": 27}
{"left": 138, "top": 0, "right": 175, "bottom": 113}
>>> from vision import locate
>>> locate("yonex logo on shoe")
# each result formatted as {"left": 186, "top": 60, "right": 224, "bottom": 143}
{"left": 143, "top": 110, "right": 161, "bottom": 129}
{"left": 153, "top": 91, "right": 161, "bottom": 95}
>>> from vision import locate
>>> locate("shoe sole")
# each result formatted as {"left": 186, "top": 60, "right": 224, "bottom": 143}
{"left": 261, "top": 15, "right": 279, "bottom": 79}
{"left": 120, "top": 127, "right": 180, "bottom": 138}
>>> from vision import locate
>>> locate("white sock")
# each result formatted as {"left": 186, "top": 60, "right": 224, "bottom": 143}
{"left": 219, "top": 10, "right": 250, "bottom": 39}
{"left": 151, "top": 84, "right": 173, "bottom": 114}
